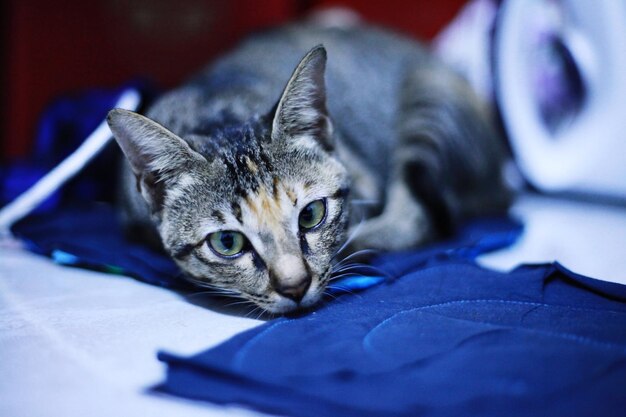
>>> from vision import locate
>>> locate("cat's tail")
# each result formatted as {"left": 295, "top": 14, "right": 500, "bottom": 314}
{"left": 396, "top": 60, "right": 513, "bottom": 236}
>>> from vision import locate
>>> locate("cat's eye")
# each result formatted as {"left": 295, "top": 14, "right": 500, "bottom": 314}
{"left": 299, "top": 199, "right": 326, "bottom": 231}
{"left": 208, "top": 231, "right": 246, "bottom": 257}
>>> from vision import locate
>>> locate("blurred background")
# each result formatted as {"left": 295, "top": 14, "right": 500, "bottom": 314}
{"left": 0, "top": 0, "right": 466, "bottom": 161}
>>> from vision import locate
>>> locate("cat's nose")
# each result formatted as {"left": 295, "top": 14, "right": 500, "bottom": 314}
{"left": 274, "top": 276, "right": 311, "bottom": 303}
{"left": 271, "top": 254, "right": 312, "bottom": 303}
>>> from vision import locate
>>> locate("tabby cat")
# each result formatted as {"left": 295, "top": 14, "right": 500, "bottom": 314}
{"left": 107, "top": 21, "right": 510, "bottom": 313}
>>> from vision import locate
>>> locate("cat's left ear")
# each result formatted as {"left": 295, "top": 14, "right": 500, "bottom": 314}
{"left": 107, "top": 109, "right": 206, "bottom": 216}
{"left": 272, "top": 45, "right": 333, "bottom": 151}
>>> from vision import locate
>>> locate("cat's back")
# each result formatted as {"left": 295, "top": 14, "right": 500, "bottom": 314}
{"left": 148, "top": 23, "right": 430, "bottom": 174}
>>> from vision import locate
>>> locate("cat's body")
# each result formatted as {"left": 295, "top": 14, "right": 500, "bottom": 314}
{"left": 108, "top": 22, "right": 510, "bottom": 313}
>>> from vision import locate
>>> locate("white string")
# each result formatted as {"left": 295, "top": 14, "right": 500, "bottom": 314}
{"left": 0, "top": 89, "right": 141, "bottom": 236}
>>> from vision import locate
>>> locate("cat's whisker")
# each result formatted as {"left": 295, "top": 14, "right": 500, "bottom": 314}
{"left": 186, "top": 278, "right": 236, "bottom": 292}
{"left": 328, "top": 272, "right": 362, "bottom": 282}
{"left": 332, "top": 263, "right": 373, "bottom": 274}
{"left": 326, "top": 284, "right": 362, "bottom": 298}
{"left": 331, "top": 255, "right": 380, "bottom": 275}
{"left": 186, "top": 288, "right": 242, "bottom": 299}
{"left": 331, "top": 219, "right": 366, "bottom": 261}
{"left": 256, "top": 308, "right": 273, "bottom": 321}
{"left": 323, "top": 290, "right": 339, "bottom": 300}
{"left": 244, "top": 305, "right": 262, "bottom": 319}
{"left": 331, "top": 269, "right": 358, "bottom": 279}
{"left": 208, "top": 289, "right": 241, "bottom": 298}
{"left": 333, "top": 248, "right": 380, "bottom": 268}
{"left": 190, "top": 285, "right": 239, "bottom": 294}
{"left": 225, "top": 299, "right": 256, "bottom": 308}
{"left": 185, "top": 290, "right": 218, "bottom": 298}
{"left": 332, "top": 264, "right": 393, "bottom": 280}
{"left": 331, "top": 261, "right": 362, "bottom": 273}
{"left": 333, "top": 262, "right": 384, "bottom": 273}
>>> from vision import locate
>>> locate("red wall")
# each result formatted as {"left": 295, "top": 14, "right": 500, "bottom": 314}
{"left": 316, "top": 0, "right": 467, "bottom": 40}
{"left": 2, "top": 0, "right": 466, "bottom": 160}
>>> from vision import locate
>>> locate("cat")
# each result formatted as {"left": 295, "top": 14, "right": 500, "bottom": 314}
{"left": 107, "top": 21, "right": 511, "bottom": 314}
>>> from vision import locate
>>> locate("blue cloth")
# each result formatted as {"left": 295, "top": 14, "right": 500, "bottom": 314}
{"left": 12, "top": 205, "right": 186, "bottom": 289}
{"left": 157, "top": 259, "right": 626, "bottom": 417}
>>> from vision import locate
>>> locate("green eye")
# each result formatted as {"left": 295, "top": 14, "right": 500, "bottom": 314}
{"left": 299, "top": 199, "right": 326, "bottom": 231}
{"left": 208, "top": 231, "right": 246, "bottom": 257}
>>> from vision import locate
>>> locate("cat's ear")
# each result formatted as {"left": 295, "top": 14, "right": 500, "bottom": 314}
{"left": 272, "top": 45, "right": 333, "bottom": 150}
{"left": 107, "top": 109, "right": 205, "bottom": 213}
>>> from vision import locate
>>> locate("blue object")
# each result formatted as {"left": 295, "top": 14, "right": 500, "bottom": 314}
{"left": 12, "top": 204, "right": 187, "bottom": 289}
{"left": 157, "top": 260, "right": 626, "bottom": 417}
{"left": 51, "top": 249, "right": 81, "bottom": 265}
{"left": 1, "top": 82, "right": 153, "bottom": 211}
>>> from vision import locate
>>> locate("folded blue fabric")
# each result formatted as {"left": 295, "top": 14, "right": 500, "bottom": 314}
{"left": 157, "top": 259, "right": 626, "bottom": 417}
{"left": 12, "top": 204, "right": 186, "bottom": 288}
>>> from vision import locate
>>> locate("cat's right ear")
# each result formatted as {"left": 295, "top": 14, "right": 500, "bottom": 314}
{"left": 107, "top": 109, "right": 205, "bottom": 213}
{"left": 272, "top": 45, "right": 333, "bottom": 151}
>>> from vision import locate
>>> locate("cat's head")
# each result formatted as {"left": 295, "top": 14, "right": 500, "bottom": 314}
{"left": 107, "top": 46, "right": 351, "bottom": 313}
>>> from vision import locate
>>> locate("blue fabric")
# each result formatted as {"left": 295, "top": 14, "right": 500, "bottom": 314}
{"left": 157, "top": 259, "right": 626, "bottom": 417}
{"left": 12, "top": 205, "right": 186, "bottom": 289}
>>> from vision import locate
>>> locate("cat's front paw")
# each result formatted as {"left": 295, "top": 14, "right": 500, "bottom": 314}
{"left": 348, "top": 212, "right": 430, "bottom": 253}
